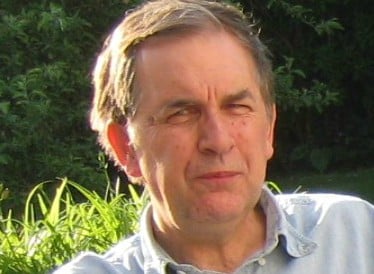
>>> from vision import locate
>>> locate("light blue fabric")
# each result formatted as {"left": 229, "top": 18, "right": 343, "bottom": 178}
{"left": 53, "top": 186, "right": 374, "bottom": 274}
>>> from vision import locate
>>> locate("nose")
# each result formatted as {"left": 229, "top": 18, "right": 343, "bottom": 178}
{"left": 197, "top": 111, "right": 234, "bottom": 156}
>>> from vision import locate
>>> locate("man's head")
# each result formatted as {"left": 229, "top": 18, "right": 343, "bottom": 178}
{"left": 90, "top": 0, "right": 276, "bottom": 237}
{"left": 90, "top": 0, "right": 274, "bottom": 163}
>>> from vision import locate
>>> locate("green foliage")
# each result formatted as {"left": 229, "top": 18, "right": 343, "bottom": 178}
{"left": 275, "top": 56, "right": 340, "bottom": 113}
{"left": 243, "top": 0, "right": 374, "bottom": 173}
{"left": 309, "top": 148, "right": 332, "bottom": 173}
{"left": 290, "top": 145, "right": 333, "bottom": 173}
{"left": 0, "top": 178, "right": 146, "bottom": 273}
{"left": 267, "top": 0, "right": 344, "bottom": 35}
{"left": 0, "top": 0, "right": 140, "bottom": 207}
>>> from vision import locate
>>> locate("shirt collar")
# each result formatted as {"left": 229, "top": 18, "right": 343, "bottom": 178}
{"left": 260, "top": 185, "right": 318, "bottom": 258}
{"left": 138, "top": 185, "right": 317, "bottom": 273}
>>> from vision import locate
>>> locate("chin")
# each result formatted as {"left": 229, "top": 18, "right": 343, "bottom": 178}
{"left": 190, "top": 194, "right": 249, "bottom": 223}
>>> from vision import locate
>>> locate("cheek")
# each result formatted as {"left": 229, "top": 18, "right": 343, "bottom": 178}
{"left": 166, "top": 137, "right": 193, "bottom": 161}
{"left": 138, "top": 128, "right": 192, "bottom": 165}
{"left": 233, "top": 120, "right": 270, "bottom": 152}
{"left": 174, "top": 144, "right": 183, "bottom": 151}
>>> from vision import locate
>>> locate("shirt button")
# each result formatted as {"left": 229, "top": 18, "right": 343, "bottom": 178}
{"left": 257, "top": 257, "right": 266, "bottom": 266}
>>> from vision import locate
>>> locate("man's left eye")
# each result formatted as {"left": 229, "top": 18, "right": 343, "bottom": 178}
{"left": 226, "top": 104, "right": 252, "bottom": 115}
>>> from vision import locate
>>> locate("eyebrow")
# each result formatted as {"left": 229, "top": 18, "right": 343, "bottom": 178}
{"left": 163, "top": 99, "right": 198, "bottom": 110}
{"left": 158, "top": 88, "right": 255, "bottom": 114}
{"left": 221, "top": 89, "right": 256, "bottom": 105}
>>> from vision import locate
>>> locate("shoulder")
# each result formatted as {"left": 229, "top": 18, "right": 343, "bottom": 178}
{"left": 53, "top": 252, "right": 120, "bottom": 274}
{"left": 53, "top": 234, "right": 143, "bottom": 274}
{"left": 104, "top": 233, "right": 144, "bottom": 266}
{"left": 276, "top": 192, "right": 374, "bottom": 234}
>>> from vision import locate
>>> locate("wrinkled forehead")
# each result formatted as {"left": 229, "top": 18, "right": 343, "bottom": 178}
{"left": 132, "top": 28, "right": 262, "bottom": 107}
{"left": 132, "top": 26, "right": 258, "bottom": 82}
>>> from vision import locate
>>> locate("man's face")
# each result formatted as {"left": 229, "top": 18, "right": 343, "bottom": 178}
{"left": 126, "top": 30, "right": 275, "bottom": 231}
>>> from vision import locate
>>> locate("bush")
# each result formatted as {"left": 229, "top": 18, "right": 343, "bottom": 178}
{"left": 0, "top": 1, "right": 141, "bottom": 208}
{"left": 245, "top": 0, "right": 374, "bottom": 173}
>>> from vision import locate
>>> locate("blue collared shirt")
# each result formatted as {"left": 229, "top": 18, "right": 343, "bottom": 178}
{"left": 54, "top": 186, "right": 374, "bottom": 273}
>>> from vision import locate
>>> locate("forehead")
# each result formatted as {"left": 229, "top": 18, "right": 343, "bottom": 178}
{"left": 132, "top": 29, "right": 261, "bottom": 106}
{"left": 135, "top": 27, "right": 256, "bottom": 69}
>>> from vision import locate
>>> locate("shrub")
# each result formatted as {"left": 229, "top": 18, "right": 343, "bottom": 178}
{"left": 0, "top": 0, "right": 141, "bottom": 208}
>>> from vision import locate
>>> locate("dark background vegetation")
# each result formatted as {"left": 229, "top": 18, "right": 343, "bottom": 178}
{"left": 0, "top": 0, "right": 373, "bottom": 209}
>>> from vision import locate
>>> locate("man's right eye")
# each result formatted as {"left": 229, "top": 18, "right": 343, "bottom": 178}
{"left": 166, "top": 107, "right": 200, "bottom": 124}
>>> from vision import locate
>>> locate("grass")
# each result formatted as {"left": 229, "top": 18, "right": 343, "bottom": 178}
{"left": 269, "top": 166, "right": 374, "bottom": 202}
{"left": 0, "top": 178, "right": 146, "bottom": 274}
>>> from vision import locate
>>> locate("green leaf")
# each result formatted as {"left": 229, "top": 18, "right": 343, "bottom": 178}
{"left": 0, "top": 102, "right": 11, "bottom": 114}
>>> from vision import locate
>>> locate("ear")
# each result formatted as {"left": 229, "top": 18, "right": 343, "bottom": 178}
{"left": 266, "top": 105, "right": 276, "bottom": 160}
{"left": 106, "top": 122, "right": 142, "bottom": 178}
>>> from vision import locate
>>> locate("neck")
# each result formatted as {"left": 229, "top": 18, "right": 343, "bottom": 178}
{"left": 152, "top": 205, "right": 266, "bottom": 273}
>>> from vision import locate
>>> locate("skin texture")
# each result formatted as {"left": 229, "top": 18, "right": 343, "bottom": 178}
{"left": 107, "top": 29, "right": 276, "bottom": 272}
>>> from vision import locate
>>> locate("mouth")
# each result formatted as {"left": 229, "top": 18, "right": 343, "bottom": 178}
{"left": 196, "top": 171, "right": 241, "bottom": 180}
{"left": 191, "top": 170, "right": 243, "bottom": 192}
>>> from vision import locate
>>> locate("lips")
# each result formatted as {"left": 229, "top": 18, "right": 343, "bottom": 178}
{"left": 196, "top": 171, "right": 241, "bottom": 180}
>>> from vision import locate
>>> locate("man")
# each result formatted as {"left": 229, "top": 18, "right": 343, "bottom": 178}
{"left": 55, "top": 0, "right": 374, "bottom": 273}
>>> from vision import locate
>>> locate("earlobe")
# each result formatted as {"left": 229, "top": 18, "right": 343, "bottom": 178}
{"left": 106, "top": 122, "right": 142, "bottom": 178}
